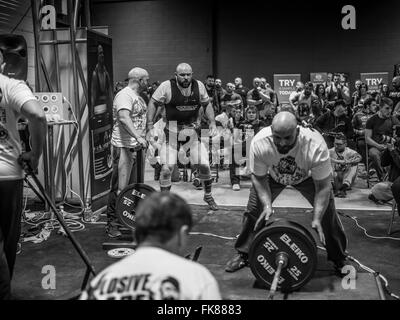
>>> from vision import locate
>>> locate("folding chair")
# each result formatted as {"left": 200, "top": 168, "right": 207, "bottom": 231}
{"left": 388, "top": 201, "right": 398, "bottom": 235}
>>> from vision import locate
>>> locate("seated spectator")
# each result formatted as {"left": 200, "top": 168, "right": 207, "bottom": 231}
{"left": 314, "top": 84, "right": 328, "bottom": 113}
{"left": 261, "top": 101, "right": 276, "bottom": 126}
{"left": 325, "top": 73, "right": 351, "bottom": 110}
{"left": 310, "top": 99, "right": 323, "bottom": 122}
{"left": 229, "top": 105, "right": 267, "bottom": 191}
{"left": 315, "top": 99, "right": 354, "bottom": 148}
{"left": 221, "top": 82, "right": 243, "bottom": 112}
{"left": 352, "top": 97, "right": 377, "bottom": 167}
{"left": 260, "top": 77, "right": 278, "bottom": 107}
{"left": 329, "top": 134, "right": 362, "bottom": 198}
{"left": 365, "top": 97, "right": 400, "bottom": 181}
{"left": 296, "top": 102, "right": 313, "bottom": 127}
{"left": 389, "top": 76, "right": 400, "bottom": 113}
{"left": 352, "top": 82, "right": 372, "bottom": 114}
{"left": 381, "top": 136, "right": 400, "bottom": 213}
{"left": 289, "top": 82, "right": 318, "bottom": 110}
{"left": 247, "top": 78, "right": 274, "bottom": 117}
{"left": 80, "top": 192, "right": 221, "bottom": 300}
{"left": 351, "top": 80, "right": 362, "bottom": 106}
{"left": 234, "top": 77, "right": 249, "bottom": 108}
{"left": 368, "top": 136, "right": 400, "bottom": 205}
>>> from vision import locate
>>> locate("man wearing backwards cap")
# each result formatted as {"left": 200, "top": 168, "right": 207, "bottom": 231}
{"left": 105, "top": 67, "right": 149, "bottom": 238}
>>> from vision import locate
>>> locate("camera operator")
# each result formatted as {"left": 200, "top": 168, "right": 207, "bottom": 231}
{"left": 247, "top": 77, "right": 273, "bottom": 118}
{"left": 325, "top": 73, "right": 351, "bottom": 111}
{"left": 314, "top": 99, "right": 354, "bottom": 148}
{"left": 365, "top": 97, "right": 400, "bottom": 182}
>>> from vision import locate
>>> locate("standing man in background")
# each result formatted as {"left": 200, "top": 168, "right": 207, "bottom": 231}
{"left": 0, "top": 49, "right": 47, "bottom": 299}
{"left": 106, "top": 67, "right": 149, "bottom": 238}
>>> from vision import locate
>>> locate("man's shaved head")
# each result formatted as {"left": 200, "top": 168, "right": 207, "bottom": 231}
{"left": 175, "top": 63, "right": 193, "bottom": 88}
{"left": 271, "top": 112, "right": 299, "bottom": 154}
{"left": 176, "top": 63, "right": 192, "bottom": 74}
{"left": 127, "top": 67, "right": 149, "bottom": 90}
{"left": 128, "top": 67, "right": 149, "bottom": 81}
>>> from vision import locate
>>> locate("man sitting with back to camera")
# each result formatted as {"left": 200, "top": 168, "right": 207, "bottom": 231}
{"left": 80, "top": 192, "right": 221, "bottom": 300}
{"left": 329, "top": 134, "right": 362, "bottom": 198}
{"left": 365, "top": 97, "right": 400, "bottom": 182}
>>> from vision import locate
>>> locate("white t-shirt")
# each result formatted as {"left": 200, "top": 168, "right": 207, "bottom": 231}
{"left": 80, "top": 247, "right": 221, "bottom": 300}
{"left": 249, "top": 126, "right": 332, "bottom": 185}
{"left": 152, "top": 79, "right": 209, "bottom": 105}
{"left": 0, "top": 74, "right": 37, "bottom": 180}
{"left": 111, "top": 86, "right": 147, "bottom": 148}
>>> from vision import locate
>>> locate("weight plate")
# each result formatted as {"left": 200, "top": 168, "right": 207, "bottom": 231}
{"left": 107, "top": 248, "right": 135, "bottom": 259}
{"left": 115, "top": 183, "right": 156, "bottom": 230}
{"left": 249, "top": 218, "right": 317, "bottom": 292}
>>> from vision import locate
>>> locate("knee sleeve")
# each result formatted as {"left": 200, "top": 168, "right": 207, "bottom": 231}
{"left": 160, "top": 166, "right": 172, "bottom": 188}
{"left": 197, "top": 164, "right": 211, "bottom": 180}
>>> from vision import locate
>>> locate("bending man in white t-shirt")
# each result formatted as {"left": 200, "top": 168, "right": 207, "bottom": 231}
{"left": 81, "top": 192, "right": 221, "bottom": 300}
{"left": 225, "top": 111, "right": 348, "bottom": 274}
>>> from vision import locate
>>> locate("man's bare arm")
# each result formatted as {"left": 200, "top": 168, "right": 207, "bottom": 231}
{"left": 20, "top": 99, "right": 47, "bottom": 169}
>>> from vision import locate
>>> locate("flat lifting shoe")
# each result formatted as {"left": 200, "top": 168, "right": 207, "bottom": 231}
{"left": 225, "top": 253, "right": 249, "bottom": 272}
{"left": 203, "top": 194, "right": 219, "bottom": 211}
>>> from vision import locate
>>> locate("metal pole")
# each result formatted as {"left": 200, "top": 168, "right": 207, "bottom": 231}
{"left": 68, "top": 0, "right": 86, "bottom": 204}
{"left": 31, "top": 0, "right": 50, "bottom": 211}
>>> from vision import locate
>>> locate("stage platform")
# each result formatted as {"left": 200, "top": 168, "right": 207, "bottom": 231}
{"left": 143, "top": 162, "right": 393, "bottom": 214}
{"left": 13, "top": 204, "right": 400, "bottom": 300}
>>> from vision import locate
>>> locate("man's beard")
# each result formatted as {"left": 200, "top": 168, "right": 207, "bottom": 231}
{"left": 179, "top": 79, "right": 190, "bottom": 88}
{"left": 276, "top": 141, "right": 296, "bottom": 154}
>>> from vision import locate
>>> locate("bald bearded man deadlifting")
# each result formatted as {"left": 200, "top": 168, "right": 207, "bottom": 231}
{"left": 147, "top": 63, "right": 219, "bottom": 210}
{"left": 225, "top": 112, "right": 348, "bottom": 273}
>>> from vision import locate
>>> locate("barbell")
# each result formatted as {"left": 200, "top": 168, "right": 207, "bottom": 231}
{"left": 249, "top": 218, "right": 318, "bottom": 295}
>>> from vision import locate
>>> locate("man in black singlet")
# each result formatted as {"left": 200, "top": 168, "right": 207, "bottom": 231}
{"left": 147, "top": 63, "right": 219, "bottom": 210}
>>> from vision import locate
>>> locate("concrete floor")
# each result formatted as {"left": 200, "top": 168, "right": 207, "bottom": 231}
{"left": 12, "top": 162, "right": 400, "bottom": 300}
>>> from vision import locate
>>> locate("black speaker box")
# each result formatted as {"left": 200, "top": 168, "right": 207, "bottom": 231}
{"left": 0, "top": 34, "right": 28, "bottom": 81}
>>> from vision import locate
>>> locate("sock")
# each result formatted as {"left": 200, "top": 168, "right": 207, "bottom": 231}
{"left": 160, "top": 186, "right": 171, "bottom": 192}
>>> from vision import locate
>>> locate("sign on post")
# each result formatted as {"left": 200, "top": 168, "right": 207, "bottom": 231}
{"left": 360, "top": 72, "right": 389, "bottom": 91}
{"left": 310, "top": 72, "right": 327, "bottom": 85}
{"left": 273, "top": 74, "right": 301, "bottom": 104}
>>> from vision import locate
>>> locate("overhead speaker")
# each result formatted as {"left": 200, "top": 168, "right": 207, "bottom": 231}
{"left": 0, "top": 34, "right": 28, "bottom": 81}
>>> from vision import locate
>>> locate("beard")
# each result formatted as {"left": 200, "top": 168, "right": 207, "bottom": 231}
{"left": 179, "top": 79, "right": 190, "bottom": 88}
{"left": 276, "top": 141, "right": 297, "bottom": 154}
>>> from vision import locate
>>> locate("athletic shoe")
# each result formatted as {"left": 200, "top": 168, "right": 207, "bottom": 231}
{"left": 16, "top": 242, "right": 21, "bottom": 255}
{"left": 225, "top": 253, "right": 249, "bottom": 272}
{"left": 232, "top": 184, "right": 240, "bottom": 191}
{"left": 203, "top": 194, "right": 219, "bottom": 211}
{"left": 106, "top": 225, "right": 122, "bottom": 238}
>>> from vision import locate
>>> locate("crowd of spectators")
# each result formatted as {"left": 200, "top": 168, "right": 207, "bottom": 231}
{"left": 114, "top": 73, "right": 400, "bottom": 205}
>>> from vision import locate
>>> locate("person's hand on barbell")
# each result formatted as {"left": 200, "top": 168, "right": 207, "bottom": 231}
{"left": 254, "top": 207, "right": 274, "bottom": 232}
{"left": 311, "top": 218, "right": 326, "bottom": 246}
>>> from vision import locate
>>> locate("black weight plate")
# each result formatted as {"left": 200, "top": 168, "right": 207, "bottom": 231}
{"left": 249, "top": 219, "right": 317, "bottom": 292}
{"left": 115, "top": 183, "right": 156, "bottom": 229}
